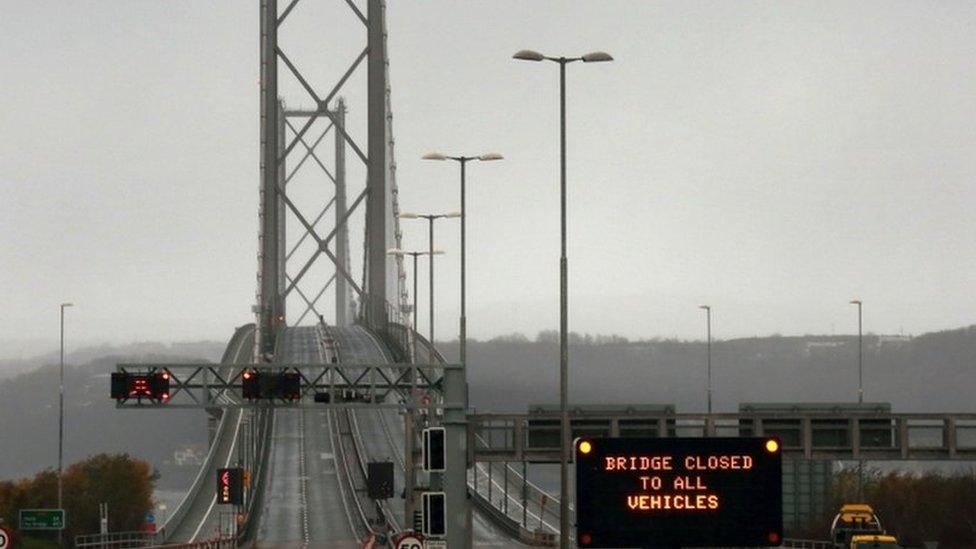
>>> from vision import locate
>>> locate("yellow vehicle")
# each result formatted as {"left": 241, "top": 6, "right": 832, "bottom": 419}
{"left": 850, "top": 534, "right": 899, "bottom": 548}
{"left": 830, "top": 504, "right": 885, "bottom": 547}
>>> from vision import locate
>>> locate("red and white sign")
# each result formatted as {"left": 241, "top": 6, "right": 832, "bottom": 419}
{"left": 395, "top": 532, "right": 424, "bottom": 549}
{"left": 0, "top": 525, "right": 12, "bottom": 549}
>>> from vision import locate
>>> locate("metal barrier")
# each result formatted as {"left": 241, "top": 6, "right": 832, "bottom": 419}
{"left": 74, "top": 531, "right": 155, "bottom": 548}
{"left": 780, "top": 539, "right": 833, "bottom": 548}
{"left": 151, "top": 537, "right": 235, "bottom": 549}
{"left": 468, "top": 412, "right": 976, "bottom": 462}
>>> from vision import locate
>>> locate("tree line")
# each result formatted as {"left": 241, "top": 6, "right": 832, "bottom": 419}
{"left": 792, "top": 468, "right": 976, "bottom": 548}
{"left": 0, "top": 454, "right": 156, "bottom": 548}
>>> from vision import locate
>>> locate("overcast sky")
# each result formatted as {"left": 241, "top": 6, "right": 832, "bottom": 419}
{"left": 2, "top": 1, "right": 975, "bottom": 358}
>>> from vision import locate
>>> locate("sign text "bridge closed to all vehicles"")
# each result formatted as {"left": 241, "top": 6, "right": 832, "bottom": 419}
{"left": 575, "top": 437, "right": 782, "bottom": 548}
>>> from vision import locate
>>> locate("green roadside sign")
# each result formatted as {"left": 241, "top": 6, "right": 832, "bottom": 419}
{"left": 19, "top": 509, "right": 65, "bottom": 530}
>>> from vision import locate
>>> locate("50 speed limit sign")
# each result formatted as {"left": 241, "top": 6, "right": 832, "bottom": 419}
{"left": 394, "top": 532, "right": 424, "bottom": 549}
{"left": 0, "top": 525, "right": 12, "bottom": 549}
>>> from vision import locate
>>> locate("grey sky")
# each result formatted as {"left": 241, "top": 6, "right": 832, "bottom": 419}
{"left": 2, "top": 1, "right": 975, "bottom": 357}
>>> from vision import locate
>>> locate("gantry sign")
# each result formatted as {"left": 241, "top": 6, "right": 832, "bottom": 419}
{"left": 575, "top": 437, "right": 783, "bottom": 548}
{"left": 111, "top": 362, "right": 460, "bottom": 410}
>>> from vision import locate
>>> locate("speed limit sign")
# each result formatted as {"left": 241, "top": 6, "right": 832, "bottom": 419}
{"left": 394, "top": 532, "right": 424, "bottom": 549}
{"left": 0, "top": 525, "right": 12, "bottom": 549}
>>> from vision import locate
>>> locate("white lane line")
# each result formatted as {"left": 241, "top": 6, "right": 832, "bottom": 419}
{"left": 187, "top": 329, "right": 252, "bottom": 543}
{"left": 189, "top": 408, "right": 244, "bottom": 542}
{"left": 299, "top": 410, "right": 310, "bottom": 547}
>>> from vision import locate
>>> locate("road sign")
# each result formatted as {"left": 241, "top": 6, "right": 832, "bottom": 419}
{"left": 425, "top": 540, "right": 446, "bottom": 549}
{"left": 575, "top": 437, "right": 783, "bottom": 548}
{"left": 145, "top": 511, "right": 155, "bottom": 524}
{"left": 217, "top": 468, "right": 244, "bottom": 505}
{"left": 395, "top": 532, "right": 424, "bottom": 549}
{"left": 0, "top": 525, "right": 11, "bottom": 549}
{"left": 367, "top": 461, "right": 395, "bottom": 500}
{"left": 19, "top": 509, "right": 65, "bottom": 530}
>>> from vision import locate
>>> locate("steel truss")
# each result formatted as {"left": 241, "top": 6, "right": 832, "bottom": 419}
{"left": 114, "top": 362, "right": 461, "bottom": 410}
{"left": 256, "top": 0, "right": 408, "bottom": 357}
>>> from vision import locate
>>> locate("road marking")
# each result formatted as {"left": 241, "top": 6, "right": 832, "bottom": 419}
{"left": 320, "top": 452, "right": 334, "bottom": 460}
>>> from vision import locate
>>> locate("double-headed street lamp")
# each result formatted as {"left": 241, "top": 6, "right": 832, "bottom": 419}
{"left": 58, "top": 301, "right": 73, "bottom": 547}
{"left": 513, "top": 47, "right": 612, "bottom": 549}
{"left": 422, "top": 152, "right": 503, "bottom": 366}
{"left": 850, "top": 299, "right": 864, "bottom": 404}
{"left": 699, "top": 305, "right": 713, "bottom": 414}
{"left": 387, "top": 248, "right": 444, "bottom": 358}
{"left": 400, "top": 212, "right": 460, "bottom": 346}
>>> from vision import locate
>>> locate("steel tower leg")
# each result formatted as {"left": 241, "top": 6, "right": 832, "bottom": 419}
{"left": 257, "top": 0, "right": 281, "bottom": 358}
{"left": 335, "top": 98, "right": 350, "bottom": 326}
{"left": 276, "top": 100, "right": 287, "bottom": 325}
{"left": 365, "top": 0, "right": 388, "bottom": 330}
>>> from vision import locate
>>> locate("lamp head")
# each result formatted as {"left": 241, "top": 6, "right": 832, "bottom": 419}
{"left": 478, "top": 153, "right": 504, "bottom": 161}
{"left": 423, "top": 151, "right": 448, "bottom": 161}
{"left": 399, "top": 212, "right": 419, "bottom": 219}
{"left": 582, "top": 51, "right": 614, "bottom": 63}
{"left": 513, "top": 49, "right": 545, "bottom": 62}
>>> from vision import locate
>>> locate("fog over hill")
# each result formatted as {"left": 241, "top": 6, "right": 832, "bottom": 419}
{"left": 0, "top": 340, "right": 225, "bottom": 379}
{"left": 1, "top": 326, "right": 974, "bottom": 484}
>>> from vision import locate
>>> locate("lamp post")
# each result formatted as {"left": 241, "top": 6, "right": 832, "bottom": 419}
{"left": 513, "top": 47, "right": 612, "bottom": 549}
{"left": 850, "top": 299, "right": 863, "bottom": 404}
{"left": 849, "top": 299, "right": 865, "bottom": 501}
{"left": 399, "top": 213, "right": 459, "bottom": 347}
{"left": 699, "top": 305, "right": 712, "bottom": 414}
{"left": 422, "top": 151, "right": 502, "bottom": 368}
{"left": 58, "top": 301, "right": 73, "bottom": 547}
{"left": 388, "top": 248, "right": 443, "bottom": 360}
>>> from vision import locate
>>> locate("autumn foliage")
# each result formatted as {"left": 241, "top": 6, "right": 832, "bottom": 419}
{"left": 826, "top": 468, "right": 976, "bottom": 548}
{"left": 0, "top": 454, "right": 156, "bottom": 547}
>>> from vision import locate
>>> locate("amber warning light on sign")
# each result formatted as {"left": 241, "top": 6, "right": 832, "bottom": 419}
{"left": 575, "top": 437, "right": 782, "bottom": 548}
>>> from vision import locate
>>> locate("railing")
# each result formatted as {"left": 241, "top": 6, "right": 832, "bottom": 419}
{"left": 75, "top": 531, "right": 155, "bottom": 548}
{"left": 152, "top": 537, "right": 235, "bottom": 549}
{"left": 468, "top": 412, "right": 976, "bottom": 462}
{"left": 779, "top": 539, "right": 833, "bottom": 548}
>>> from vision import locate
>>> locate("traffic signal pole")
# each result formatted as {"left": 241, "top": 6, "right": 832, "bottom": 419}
{"left": 443, "top": 366, "right": 471, "bottom": 548}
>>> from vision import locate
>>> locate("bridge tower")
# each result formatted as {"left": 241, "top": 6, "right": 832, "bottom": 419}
{"left": 254, "top": 0, "right": 408, "bottom": 358}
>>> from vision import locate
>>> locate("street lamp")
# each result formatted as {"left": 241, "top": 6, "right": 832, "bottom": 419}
{"left": 58, "top": 301, "right": 73, "bottom": 547}
{"left": 850, "top": 300, "right": 863, "bottom": 404}
{"left": 699, "top": 305, "right": 712, "bottom": 414}
{"left": 388, "top": 248, "right": 444, "bottom": 358}
{"left": 422, "top": 151, "right": 503, "bottom": 367}
{"left": 513, "top": 47, "right": 612, "bottom": 549}
{"left": 399, "top": 213, "right": 459, "bottom": 346}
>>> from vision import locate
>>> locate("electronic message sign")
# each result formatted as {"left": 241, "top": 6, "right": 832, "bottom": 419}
{"left": 575, "top": 437, "right": 782, "bottom": 548}
{"left": 217, "top": 468, "right": 243, "bottom": 505}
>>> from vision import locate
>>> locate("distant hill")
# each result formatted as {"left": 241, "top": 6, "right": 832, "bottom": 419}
{"left": 0, "top": 340, "right": 225, "bottom": 379}
{"left": 2, "top": 325, "right": 973, "bottom": 486}
{"left": 438, "top": 326, "right": 976, "bottom": 414}
{"left": 0, "top": 349, "right": 215, "bottom": 485}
